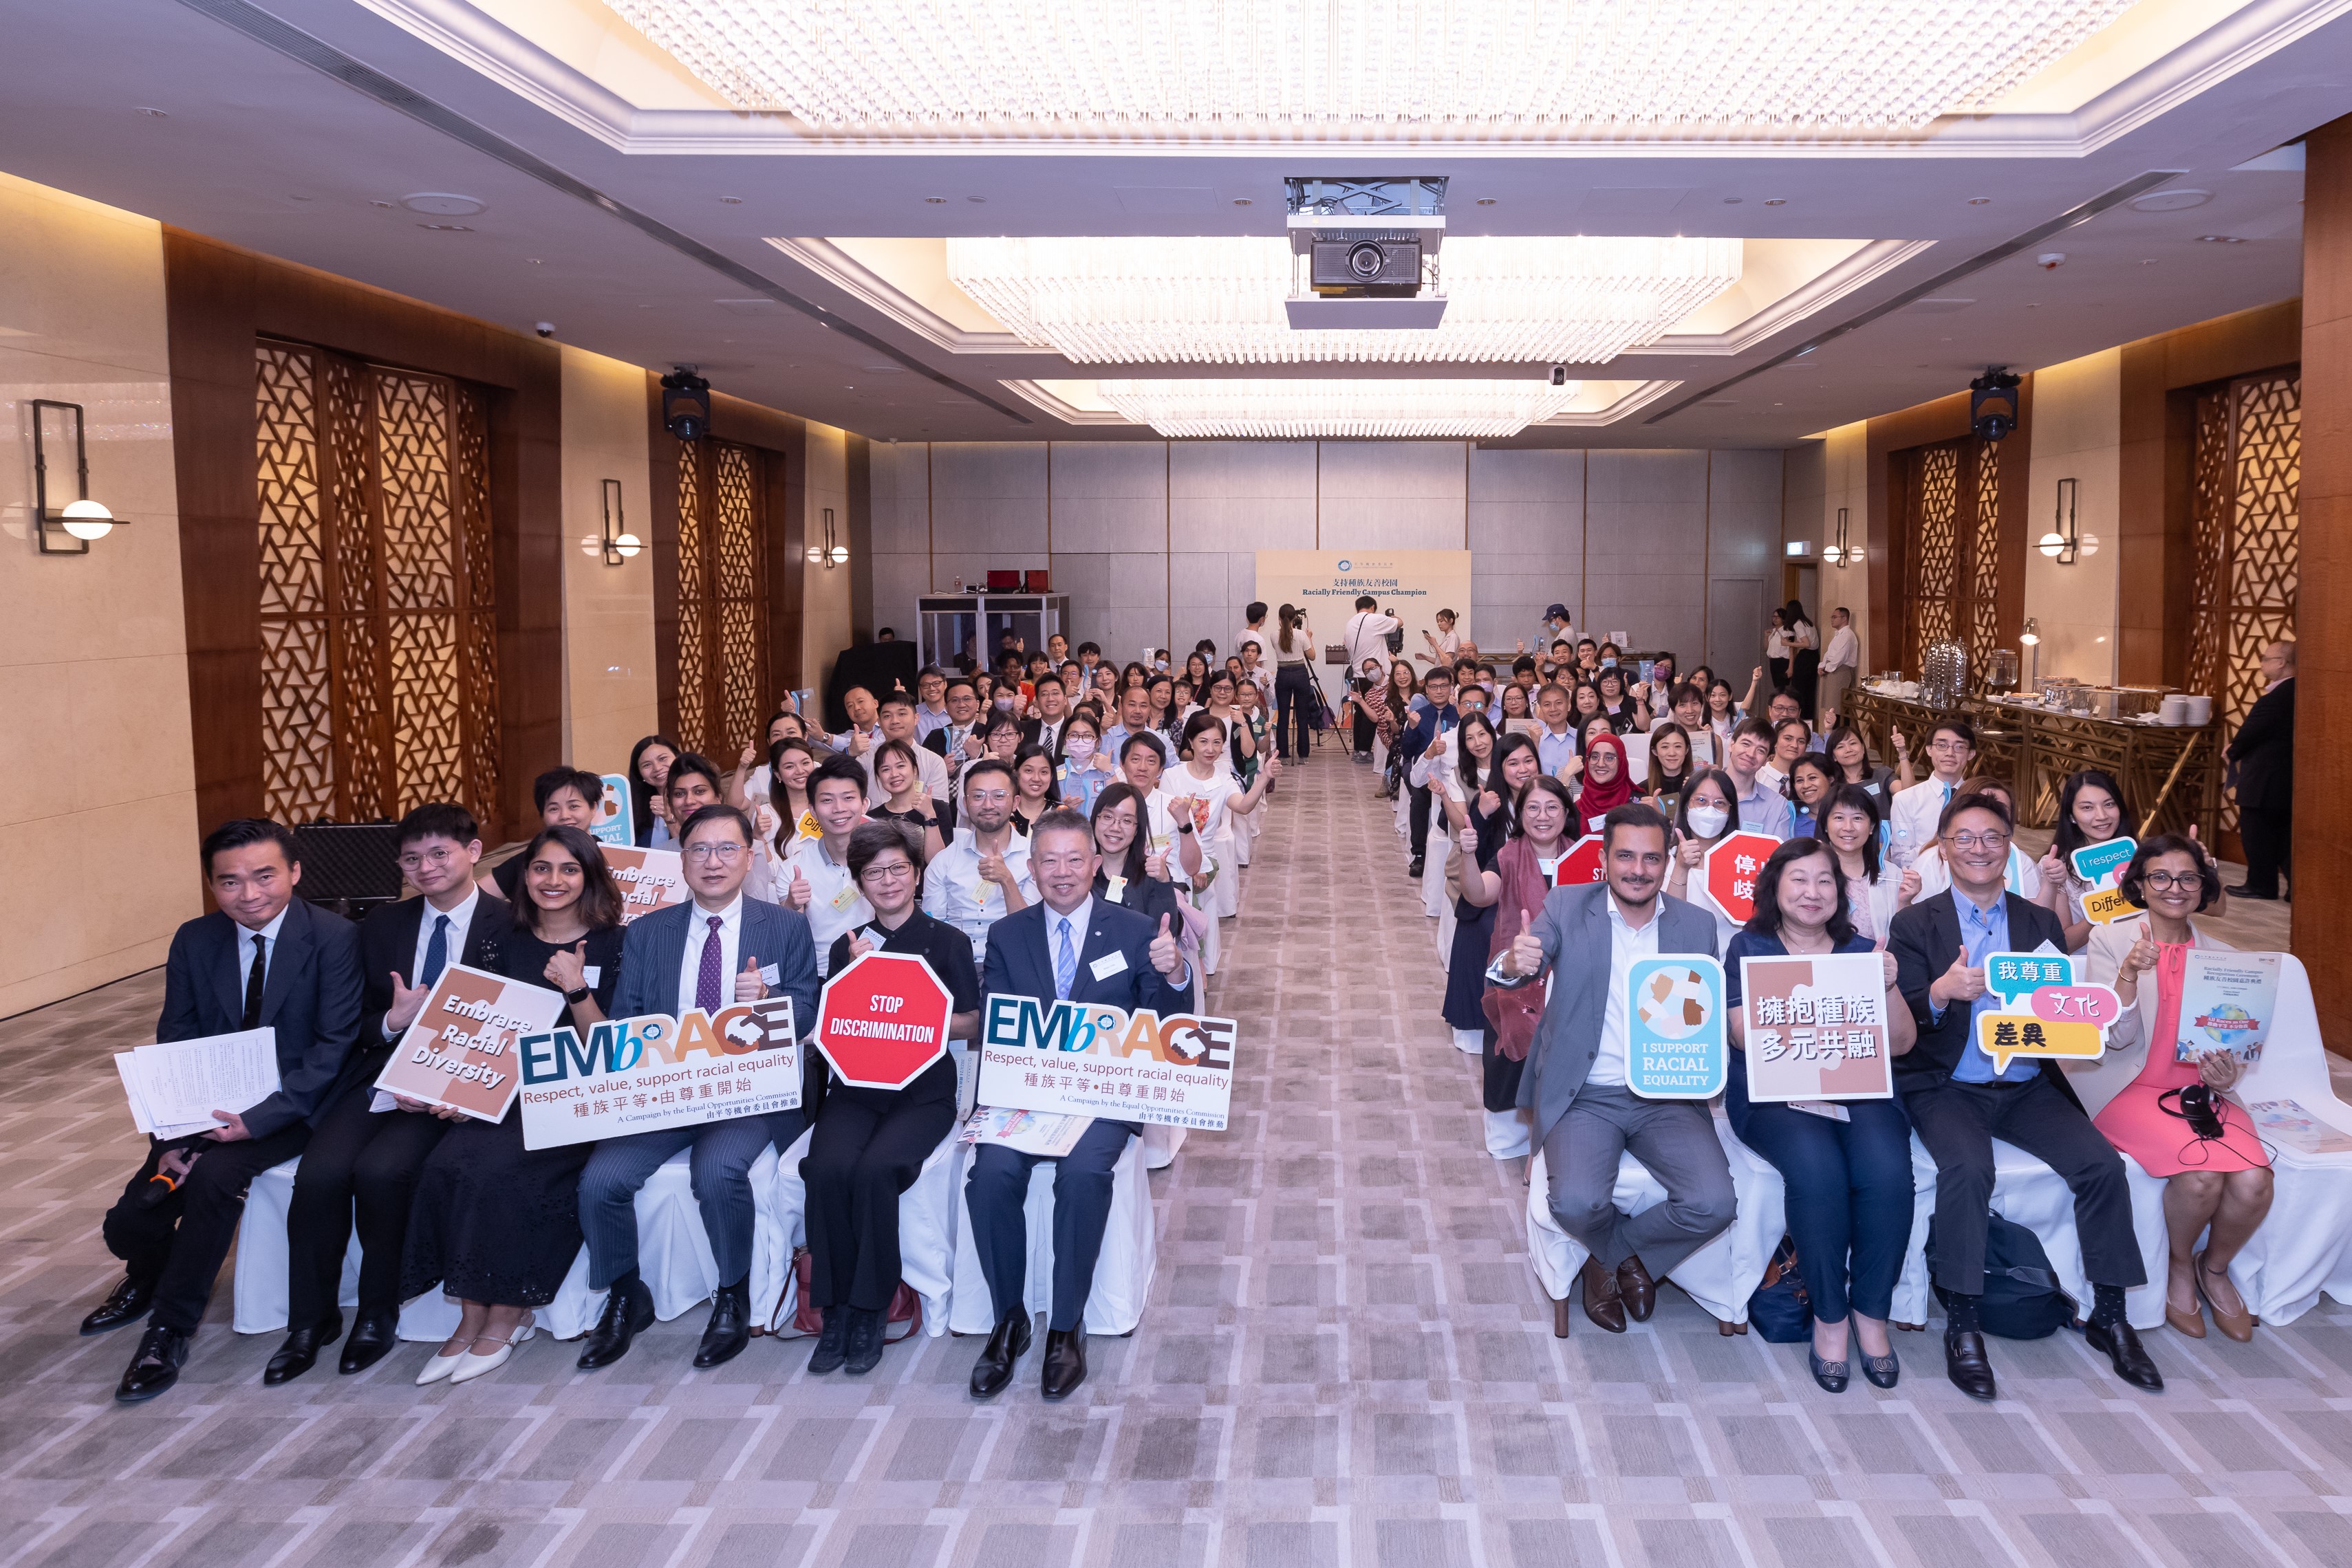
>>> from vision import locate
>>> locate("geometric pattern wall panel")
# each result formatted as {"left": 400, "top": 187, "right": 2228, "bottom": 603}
{"left": 1902, "top": 439, "right": 1961, "bottom": 675}
{"left": 1896, "top": 433, "right": 2013, "bottom": 682}
{"left": 667, "top": 436, "right": 772, "bottom": 761}
{"left": 253, "top": 340, "right": 502, "bottom": 833}
{"left": 1966, "top": 437, "right": 2003, "bottom": 672}
{"left": 2188, "top": 369, "right": 2300, "bottom": 836}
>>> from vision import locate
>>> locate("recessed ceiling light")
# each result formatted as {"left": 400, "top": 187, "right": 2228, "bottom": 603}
{"left": 925, "top": 195, "right": 947, "bottom": 204}
{"left": 1763, "top": 198, "right": 1787, "bottom": 206}
{"left": 2130, "top": 188, "right": 2212, "bottom": 213}
{"left": 1968, "top": 197, "right": 1992, "bottom": 205}
{"left": 418, "top": 223, "right": 474, "bottom": 232}
{"left": 719, "top": 195, "right": 744, "bottom": 204}
{"left": 1476, "top": 197, "right": 1496, "bottom": 206}
{"left": 370, "top": 199, "right": 395, "bottom": 208}
{"left": 403, "top": 192, "right": 486, "bottom": 216}
{"left": 2196, "top": 234, "right": 2247, "bottom": 244}
{"left": 1722, "top": 197, "right": 1743, "bottom": 205}
{"left": 135, "top": 106, "right": 169, "bottom": 118}
{"left": 1232, "top": 197, "right": 1253, "bottom": 206}
{"left": 967, "top": 195, "right": 986, "bottom": 203}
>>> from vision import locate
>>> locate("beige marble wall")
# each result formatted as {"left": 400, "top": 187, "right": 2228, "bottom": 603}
{"left": 801, "top": 422, "right": 852, "bottom": 699}
{"left": 1784, "top": 422, "right": 1870, "bottom": 668}
{"left": 2022, "top": 349, "right": 2124, "bottom": 688}
{"left": 558, "top": 347, "right": 660, "bottom": 781}
{"left": 0, "top": 171, "right": 200, "bottom": 1015}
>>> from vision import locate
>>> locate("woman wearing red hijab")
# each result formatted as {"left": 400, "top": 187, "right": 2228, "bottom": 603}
{"left": 1573, "top": 731, "right": 1636, "bottom": 834}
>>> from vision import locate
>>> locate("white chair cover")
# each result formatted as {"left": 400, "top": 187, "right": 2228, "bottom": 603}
{"left": 762, "top": 1125, "right": 962, "bottom": 1337}
{"left": 233, "top": 1142, "right": 784, "bottom": 1342}
{"left": 1524, "top": 1113, "right": 1787, "bottom": 1325}
{"left": 949, "top": 1128, "right": 1157, "bottom": 1336}
{"left": 1141, "top": 1122, "right": 1187, "bottom": 1170}
{"left": 1423, "top": 828, "right": 1452, "bottom": 920}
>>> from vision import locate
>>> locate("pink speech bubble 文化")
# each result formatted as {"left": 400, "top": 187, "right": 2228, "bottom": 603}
{"left": 2029, "top": 984, "right": 2122, "bottom": 1028}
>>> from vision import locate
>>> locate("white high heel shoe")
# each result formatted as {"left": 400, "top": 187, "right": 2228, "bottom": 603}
{"left": 449, "top": 1314, "right": 535, "bottom": 1384}
{"left": 416, "top": 1336, "right": 475, "bottom": 1386}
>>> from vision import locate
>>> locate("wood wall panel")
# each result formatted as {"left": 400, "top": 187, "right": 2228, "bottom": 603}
{"left": 162, "top": 228, "right": 561, "bottom": 841}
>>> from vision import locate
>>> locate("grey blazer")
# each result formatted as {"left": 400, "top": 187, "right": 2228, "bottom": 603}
{"left": 1508, "top": 882, "right": 1721, "bottom": 1141}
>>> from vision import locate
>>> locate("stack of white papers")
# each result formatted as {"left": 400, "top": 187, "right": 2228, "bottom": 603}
{"left": 114, "top": 1029, "right": 280, "bottom": 1139}
{"left": 960, "top": 1107, "right": 1090, "bottom": 1157}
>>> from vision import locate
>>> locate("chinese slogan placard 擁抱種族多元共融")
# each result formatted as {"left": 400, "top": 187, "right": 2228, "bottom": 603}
{"left": 374, "top": 964, "right": 569, "bottom": 1122}
{"left": 1740, "top": 951, "right": 1894, "bottom": 1102}
{"left": 515, "top": 997, "right": 800, "bottom": 1150}
{"left": 973, "top": 995, "right": 1238, "bottom": 1131}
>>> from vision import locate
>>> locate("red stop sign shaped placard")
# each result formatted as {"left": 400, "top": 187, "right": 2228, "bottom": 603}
{"left": 1553, "top": 833, "right": 1605, "bottom": 887}
{"left": 814, "top": 951, "right": 952, "bottom": 1089}
{"left": 1702, "top": 831, "right": 1783, "bottom": 926}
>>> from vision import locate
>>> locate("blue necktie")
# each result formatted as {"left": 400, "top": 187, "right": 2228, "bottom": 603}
{"left": 1054, "top": 917, "right": 1077, "bottom": 1001}
{"left": 420, "top": 913, "right": 451, "bottom": 990}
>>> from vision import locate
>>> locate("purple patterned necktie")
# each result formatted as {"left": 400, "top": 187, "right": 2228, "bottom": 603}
{"left": 696, "top": 915, "right": 724, "bottom": 1013}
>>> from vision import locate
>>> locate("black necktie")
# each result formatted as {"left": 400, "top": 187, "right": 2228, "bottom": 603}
{"left": 242, "top": 935, "right": 267, "bottom": 1030}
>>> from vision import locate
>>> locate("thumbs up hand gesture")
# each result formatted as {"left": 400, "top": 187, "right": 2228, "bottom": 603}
{"left": 735, "top": 955, "right": 766, "bottom": 1002}
{"left": 848, "top": 927, "right": 876, "bottom": 963}
{"left": 1149, "top": 913, "right": 1184, "bottom": 978}
{"left": 786, "top": 862, "right": 812, "bottom": 911}
{"left": 1505, "top": 909, "right": 1544, "bottom": 979}
{"left": 543, "top": 940, "right": 589, "bottom": 994}
{"left": 387, "top": 971, "right": 430, "bottom": 1033}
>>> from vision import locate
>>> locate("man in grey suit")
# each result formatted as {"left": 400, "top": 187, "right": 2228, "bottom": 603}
{"left": 1493, "top": 802, "right": 1736, "bottom": 1331}
{"left": 574, "top": 803, "right": 821, "bottom": 1373}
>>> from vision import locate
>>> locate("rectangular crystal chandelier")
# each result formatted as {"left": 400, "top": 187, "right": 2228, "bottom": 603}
{"left": 604, "top": 1, "right": 2130, "bottom": 137}
{"left": 945, "top": 235, "right": 1742, "bottom": 364}
{"left": 1092, "top": 379, "right": 1584, "bottom": 438}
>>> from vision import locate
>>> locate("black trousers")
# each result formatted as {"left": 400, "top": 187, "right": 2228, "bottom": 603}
{"left": 2238, "top": 803, "right": 2291, "bottom": 897}
{"left": 1409, "top": 783, "right": 1435, "bottom": 858}
{"left": 1351, "top": 706, "right": 1375, "bottom": 756}
{"left": 801, "top": 1071, "right": 957, "bottom": 1313}
{"left": 1274, "top": 664, "right": 1318, "bottom": 759}
{"left": 286, "top": 1082, "right": 449, "bottom": 1329}
{"left": 104, "top": 1122, "right": 312, "bottom": 1334}
{"left": 1905, "top": 1072, "right": 2145, "bottom": 1296}
{"left": 1769, "top": 655, "right": 1790, "bottom": 694}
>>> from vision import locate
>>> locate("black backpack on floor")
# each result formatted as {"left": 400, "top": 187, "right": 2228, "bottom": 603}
{"left": 1926, "top": 1210, "right": 2078, "bottom": 1339}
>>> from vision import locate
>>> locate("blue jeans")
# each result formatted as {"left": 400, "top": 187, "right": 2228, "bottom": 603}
{"left": 1729, "top": 1090, "right": 1912, "bottom": 1322}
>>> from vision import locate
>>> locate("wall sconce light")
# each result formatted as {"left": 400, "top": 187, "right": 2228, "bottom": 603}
{"left": 2037, "top": 477, "right": 2097, "bottom": 563}
{"left": 579, "top": 478, "right": 640, "bottom": 565}
{"left": 806, "top": 507, "right": 849, "bottom": 569}
{"left": 1822, "top": 506, "right": 1855, "bottom": 567}
{"left": 30, "top": 400, "right": 122, "bottom": 554}
{"left": 2019, "top": 615, "right": 2041, "bottom": 689}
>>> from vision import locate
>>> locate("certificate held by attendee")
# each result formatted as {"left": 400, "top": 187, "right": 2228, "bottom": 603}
{"left": 374, "top": 963, "right": 566, "bottom": 1122}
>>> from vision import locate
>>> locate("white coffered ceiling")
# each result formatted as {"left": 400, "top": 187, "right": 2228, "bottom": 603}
{"left": 0, "top": 0, "right": 2338, "bottom": 445}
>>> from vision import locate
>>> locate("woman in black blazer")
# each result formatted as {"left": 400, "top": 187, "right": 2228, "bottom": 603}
{"left": 1087, "top": 783, "right": 1189, "bottom": 995}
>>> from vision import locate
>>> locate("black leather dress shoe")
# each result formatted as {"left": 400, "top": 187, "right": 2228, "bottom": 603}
{"left": 969, "top": 1309, "right": 1031, "bottom": 1398}
{"left": 1578, "top": 1256, "right": 1627, "bottom": 1333}
{"left": 263, "top": 1311, "right": 342, "bottom": 1386}
{"left": 1617, "top": 1255, "right": 1658, "bottom": 1322}
{"left": 843, "top": 1308, "right": 885, "bottom": 1375}
{"left": 1041, "top": 1327, "right": 1088, "bottom": 1400}
{"left": 576, "top": 1278, "right": 656, "bottom": 1371}
{"left": 1407, "top": 857, "right": 1425, "bottom": 878}
{"left": 1944, "top": 1329, "right": 1998, "bottom": 1401}
{"left": 116, "top": 1325, "right": 190, "bottom": 1403}
{"left": 80, "top": 1274, "right": 155, "bottom": 1336}
{"left": 693, "top": 1283, "right": 751, "bottom": 1369}
{"left": 339, "top": 1310, "right": 398, "bottom": 1375}
{"left": 807, "top": 1308, "right": 848, "bottom": 1375}
{"left": 2084, "top": 1318, "right": 2164, "bottom": 1391}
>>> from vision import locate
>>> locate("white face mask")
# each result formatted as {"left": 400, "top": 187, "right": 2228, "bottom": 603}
{"left": 1686, "top": 804, "right": 1729, "bottom": 839}
{"left": 1064, "top": 736, "right": 1096, "bottom": 762}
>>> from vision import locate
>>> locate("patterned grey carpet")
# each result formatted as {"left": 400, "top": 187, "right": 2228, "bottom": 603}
{"left": 5, "top": 756, "right": 2352, "bottom": 1567}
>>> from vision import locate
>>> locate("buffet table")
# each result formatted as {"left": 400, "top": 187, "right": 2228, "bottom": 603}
{"left": 1838, "top": 687, "right": 2221, "bottom": 842}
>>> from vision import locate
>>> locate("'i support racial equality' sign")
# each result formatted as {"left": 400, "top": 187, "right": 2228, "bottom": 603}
{"left": 975, "top": 996, "right": 1240, "bottom": 1131}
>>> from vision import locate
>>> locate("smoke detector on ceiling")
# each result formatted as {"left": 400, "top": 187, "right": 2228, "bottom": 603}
{"left": 402, "top": 193, "right": 486, "bottom": 217}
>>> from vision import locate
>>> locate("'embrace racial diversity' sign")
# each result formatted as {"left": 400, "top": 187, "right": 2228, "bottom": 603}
{"left": 374, "top": 964, "right": 568, "bottom": 1122}
{"left": 516, "top": 997, "right": 801, "bottom": 1150}
{"left": 1623, "top": 955, "right": 1727, "bottom": 1099}
{"left": 603, "top": 845, "right": 689, "bottom": 924}
{"left": 975, "top": 995, "right": 1239, "bottom": 1131}
{"left": 1739, "top": 952, "right": 1894, "bottom": 1102}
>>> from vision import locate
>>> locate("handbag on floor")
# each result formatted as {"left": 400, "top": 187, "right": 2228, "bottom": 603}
{"left": 777, "top": 1246, "right": 922, "bottom": 1342}
{"left": 1746, "top": 1235, "right": 1813, "bottom": 1342}
{"left": 1925, "top": 1211, "right": 2077, "bottom": 1339}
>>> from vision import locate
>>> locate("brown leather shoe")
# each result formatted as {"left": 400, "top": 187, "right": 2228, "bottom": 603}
{"left": 2194, "top": 1251, "right": 2256, "bottom": 1342}
{"left": 1617, "top": 1254, "right": 1657, "bottom": 1322}
{"left": 1579, "top": 1256, "right": 1626, "bottom": 1333}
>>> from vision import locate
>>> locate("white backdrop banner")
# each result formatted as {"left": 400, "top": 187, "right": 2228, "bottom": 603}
{"left": 1252, "top": 550, "right": 1476, "bottom": 666}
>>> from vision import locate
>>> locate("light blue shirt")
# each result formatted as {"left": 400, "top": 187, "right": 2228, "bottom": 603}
{"left": 1734, "top": 778, "right": 1797, "bottom": 840}
{"left": 1535, "top": 724, "right": 1580, "bottom": 778}
{"left": 1943, "top": 891, "right": 2036, "bottom": 1083}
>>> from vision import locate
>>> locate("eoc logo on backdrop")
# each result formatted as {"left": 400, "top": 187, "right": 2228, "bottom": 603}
{"left": 975, "top": 997, "right": 1240, "bottom": 1130}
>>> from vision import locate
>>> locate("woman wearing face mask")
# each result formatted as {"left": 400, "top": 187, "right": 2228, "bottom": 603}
{"left": 2036, "top": 768, "right": 2149, "bottom": 952}
{"left": 1668, "top": 767, "right": 1745, "bottom": 952}
{"left": 867, "top": 739, "right": 948, "bottom": 862}
{"left": 1571, "top": 731, "right": 1635, "bottom": 836}
{"left": 1051, "top": 712, "right": 1114, "bottom": 817}
{"left": 1817, "top": 782, "right": 1905, "bottom": 946}
{"left": 1453, "top": 747, "right": 1553, "bottom": 1157}
{"left": 2080, "top": 837, "right": 2272, "bottom": 1341}
{"left": 1725, "top": 837, "right": 1917, "bottom": 1393}
{"left": 1646, "top": 722, "right": 1697, "bottom": 817}
{"left": 1787, "top": 754, "right": 1840, "bottom": 839}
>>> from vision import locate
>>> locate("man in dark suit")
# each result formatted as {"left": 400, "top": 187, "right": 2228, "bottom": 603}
{"left": 574, "top": 803, "right": 821, "bottom": 1372}
{"left": 1021, "top": 673, "right": 1070, "bottom": 754}
{"left": 967, "top": 809, "right": 1192, "bottom": 1400}
{"left": 1889, "top": 791, "right": 2159, "bottom": 1401}
{"left": 2226, "top": 638, "right": 2295, "bottom": 899}
{"left": 1399, "top": 666, "right": 1459, "bottom": 878}
{"left": 87, "top": 818, "right": 364, "bottom": 1402}
{"left": 265, "top": 803, "right": 515, "bottom": 1386}
{"left": 1492, "top": 803, "right": 1735, "bottom": 1331}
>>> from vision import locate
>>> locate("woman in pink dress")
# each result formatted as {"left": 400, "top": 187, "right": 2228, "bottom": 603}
{"left": 2081, "top": 836, "right": 2273, "bottom": 1340}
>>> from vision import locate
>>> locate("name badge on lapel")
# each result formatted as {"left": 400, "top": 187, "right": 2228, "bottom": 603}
{"left": 1090, "top": 950, "right": 1128, "bottom": 981}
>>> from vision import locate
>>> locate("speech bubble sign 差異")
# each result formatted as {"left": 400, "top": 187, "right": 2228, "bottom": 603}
{"left": 1978, "top": 1012, "right": 2106, "bottom": 1074}
{"left": 1983, "top": 951, "right": 2075, "bottom": 1008}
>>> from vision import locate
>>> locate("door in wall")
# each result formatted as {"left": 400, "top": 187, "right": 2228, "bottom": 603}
{"left": 1707, "top": 576, "right": 1765, "bottom": 683}
{"left": 253, "top": 339, "right": 502, "bottom": 836}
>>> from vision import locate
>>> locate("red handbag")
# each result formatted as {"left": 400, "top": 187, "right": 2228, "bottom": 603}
{"left": 775, "top": 1246, "right": 922, "bottom": 1342}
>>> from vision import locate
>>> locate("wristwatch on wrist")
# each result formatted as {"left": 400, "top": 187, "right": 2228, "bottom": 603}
{"left": 1176, "top": 819, "right": 1194, "bottom": 834}
{"left": 914, "top": 815, "right": 937, "bottom": 830}
{"left": 563, "top": 984, "right": 592, "bottom": 1005}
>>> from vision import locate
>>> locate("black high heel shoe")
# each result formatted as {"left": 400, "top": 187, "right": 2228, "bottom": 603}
{"left": 1807, "top": 1346, "right": 1850, "bottom": 1393}
{"left": 1860, "top": 1348, "right": 1899, "bottom": 1389}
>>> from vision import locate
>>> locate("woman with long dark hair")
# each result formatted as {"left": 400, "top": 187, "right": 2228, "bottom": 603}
{"left": 2036, "top": 768, "right": 2144, "bottom": 952}
{"left": 628, "top": 734, "right": 679, "bottom": 847}
{"left": 1464, "top": 774, "right": 1577, "bottom": 1159}
{"left": 1646, "top": 722, "right": 1697, "bottom": 816}
{"left": 402, "top": 825, "right": 625, "bottom": 1384}
{"left": 1271, "top": 602, "right": 1319, "bottom": 762}
{"left": 1443, "top": 735, "right": 1540, "bottom": 1113}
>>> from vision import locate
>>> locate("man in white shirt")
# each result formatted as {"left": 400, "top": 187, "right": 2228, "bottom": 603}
{"left": 1343, "top": 594, "right": 1403, "bottom": 673}
{"left": 923, "top": 759, "right": 1037, "bottom": 963}
{"left": 783, "top": 756, "right": 874, "bottom": 976}
{"left": 1724, "top": 719, "right": 1798, "bottom": 840}
{"left": 1492, "top": 803, "right": 1734, "bottom": 1332}
{"left": 1817, "top": 607, "right": 1859, "bottom": 728}
{"left": 867, "top": 692, "right": 953, "bottom": 807}
{"left": 914, "top": 668, "right": 951, "bottom": 742}
{"left": 1887, "top": 717, "right": 1977, "bottom": 869}
{"left": 1534, "top": 603, "right": 1576, "bottom": 662}
{"left": 1117, "top": 731, "right": 1205, "bottom": 884}
{"left": 1236, "top": 602, "right": 1271, "bottom": 666}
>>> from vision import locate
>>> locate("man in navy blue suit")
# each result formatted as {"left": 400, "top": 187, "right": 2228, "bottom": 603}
{"left": 87, "top": 818, "right": 365, "bottom": 1402}
{"left": 967, "top": 808, "right": 1192, "bottom": 1401}
{"left": 574, "top": 803, "right": 821, "bottom": 1372}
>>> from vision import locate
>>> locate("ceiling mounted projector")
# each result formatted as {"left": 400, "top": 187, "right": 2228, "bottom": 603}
{"left": 1285, "top": 176, "right": 1447, "bottom": 329}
